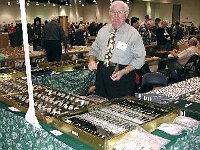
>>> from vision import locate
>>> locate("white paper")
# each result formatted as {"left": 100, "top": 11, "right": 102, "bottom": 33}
{"left": 50, "top": 130, "right": 63, "bottom": 136}
{"left": 8, "top": 107, "right": 21, "bottom": 112}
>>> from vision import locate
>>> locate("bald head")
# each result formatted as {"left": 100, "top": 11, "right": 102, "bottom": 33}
{"left": 189, "top": 37, "right": 198, "bottom": 46}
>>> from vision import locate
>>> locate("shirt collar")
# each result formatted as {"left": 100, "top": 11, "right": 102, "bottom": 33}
{"left": 109, "top": 23, "right": 127, "bottom": 33}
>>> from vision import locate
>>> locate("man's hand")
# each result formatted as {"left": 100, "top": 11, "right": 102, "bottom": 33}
{"left": 110, "top": 65, "right": 135, "bottom": 81}
{"left": 88, "top": 56, "right": 97, "bottom": 71}
{"left": 88, "top": 60, "right": 97, "bottom": 71}
{"left": 110, "top": 70, "right": 124, "bottom": 81}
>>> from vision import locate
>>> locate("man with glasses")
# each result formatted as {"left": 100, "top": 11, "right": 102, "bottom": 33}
{"left": 88, "top": 0, "right": 146, "bottom": 100}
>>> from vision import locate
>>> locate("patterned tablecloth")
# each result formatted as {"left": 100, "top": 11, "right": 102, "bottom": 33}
{"left": 152, "top": 126, "right": 200, "bottom": 150}
{"left": 0, "top": 108, "right": 73, "bottom": 150}
{"left": 32, "top": 69, "right": 95, "bottom": 95}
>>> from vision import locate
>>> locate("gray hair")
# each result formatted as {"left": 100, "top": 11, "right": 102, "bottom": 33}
{"left": 110, "top": 1, "right": 129, "bottom": 15}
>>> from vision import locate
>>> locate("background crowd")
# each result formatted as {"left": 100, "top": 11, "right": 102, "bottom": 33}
{"left": 0, "top": 15, "right": 199, "bottom": 50}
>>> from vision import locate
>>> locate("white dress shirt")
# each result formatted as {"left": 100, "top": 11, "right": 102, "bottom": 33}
{"left": 177, "top": 46, "right": 197, "bottom": 65}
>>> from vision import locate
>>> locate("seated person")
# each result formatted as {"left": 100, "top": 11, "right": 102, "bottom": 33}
{"left": 165, "top": 37, "right": 198, "bottom": 82}
{"left": 168, "top": 37, "right": 198, "bottom": 69}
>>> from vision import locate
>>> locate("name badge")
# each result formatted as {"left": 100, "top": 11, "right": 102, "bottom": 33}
{"left": 116, "top": 41, "right": 127, "bottom": 51}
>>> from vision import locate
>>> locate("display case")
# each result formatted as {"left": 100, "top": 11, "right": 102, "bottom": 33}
{"left": 0, "top": 85, "right": 111, "bottom": 124}
{"left": 52, "top": 98, "right": 179, "bottom": 150}
{"left": 136, "top": 77, "right": 200, "bottom": 104}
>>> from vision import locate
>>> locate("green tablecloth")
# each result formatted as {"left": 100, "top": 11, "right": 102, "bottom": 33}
{"left": 0, "top": 102, "right": 93, "bottom": 150}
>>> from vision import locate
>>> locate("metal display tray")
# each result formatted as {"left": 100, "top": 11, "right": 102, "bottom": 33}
{"left": 0, "top": 94, "right": 53, "bottom": 124}
{"left": 0, "top": 88, "right": 111, "bottom": 124}
{"left": 52, "top": 98, "right": 179, "bottom": 150}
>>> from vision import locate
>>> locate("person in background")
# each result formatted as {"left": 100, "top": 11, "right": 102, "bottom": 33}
{"left": 156, "top": 20, "right": 173, "bottom": 51}
{"left": 139, "top": 16, "right": 155, "bottom": 45}
{"left": 152, "top": 18, "right": 161, "bottom": 35}
{"left": 74, "top": 24, "right": 86, "bottom": 46}
{"left": 88, "top": 21, "right": 97, "bottom": 36}
{"left": 74, "top": 24, "right": 86, "bottom": 58}
{"left": 8, "top": 23, "right": 15, "bottom": 34}
{"left": 125, "top": 18, "right": 130, "bottom": 24}
{"left": 8, "top": 23, "right": 17, "bottom": 48}
{"left": 169, "top": 37, "right": 198, "bottom": 66}
{"left": 166, "top": 37, "right": 198, "bottom": 82}
{"left": 68, "top": 22, "right": 76, "bottom": 46}
{"left": 131, "top": 17, "right": 140, "bottom": 30}
{"left": 88, "top": 1, "right": 146, "bottom": 100}
{"left": 41, "top": 16, "right": 68, "bottom": 62}
{"left": 172, "top": 20, "right": 184, "bottom": 49}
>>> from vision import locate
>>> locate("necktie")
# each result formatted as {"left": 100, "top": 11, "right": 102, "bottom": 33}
{"left": 104, "top": 29, "right": 117, "bottom": 67}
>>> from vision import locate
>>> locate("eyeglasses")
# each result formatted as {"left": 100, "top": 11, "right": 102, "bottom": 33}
{"left": 110, "top": 10, "right": 127, "bottom": 16}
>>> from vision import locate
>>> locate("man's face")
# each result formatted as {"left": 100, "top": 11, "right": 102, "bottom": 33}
{"left": 133, "top": 21, "right": 140, "bottom": 29}
{"left": 109, "top": 4, "right": 127, "bottom": 29}
{"left": 146, "top": 20, "right": 154, "bottom": 29}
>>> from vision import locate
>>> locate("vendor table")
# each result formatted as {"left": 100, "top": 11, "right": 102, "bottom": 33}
{"left": 0, "top": 100, "right": 200, "bottom": 150}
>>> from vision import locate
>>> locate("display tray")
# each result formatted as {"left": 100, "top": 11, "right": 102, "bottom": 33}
{"left": 0, "top": 77, "right": 44, "bottom": 95}
{"left": 52, "top": 99, "right": 179, "bottom": 150}
{"left": 185, "top": 90, "right": 200, "bottom": 104}
{"left": 0, "top": 87, "right": 111, "bottom": 124}
{"left": 0, "top": 94, "right": 53, "bottom": 123}
{"left": 0, "top": 71, "right": 25, "bottom": 79}
{"left": 38, "top": 60, "right": 88, "bottom": 72}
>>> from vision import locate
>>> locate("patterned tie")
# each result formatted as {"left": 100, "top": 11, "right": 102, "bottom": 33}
{"left": 104, "top": 29, "right": 117, "bottom": 67}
